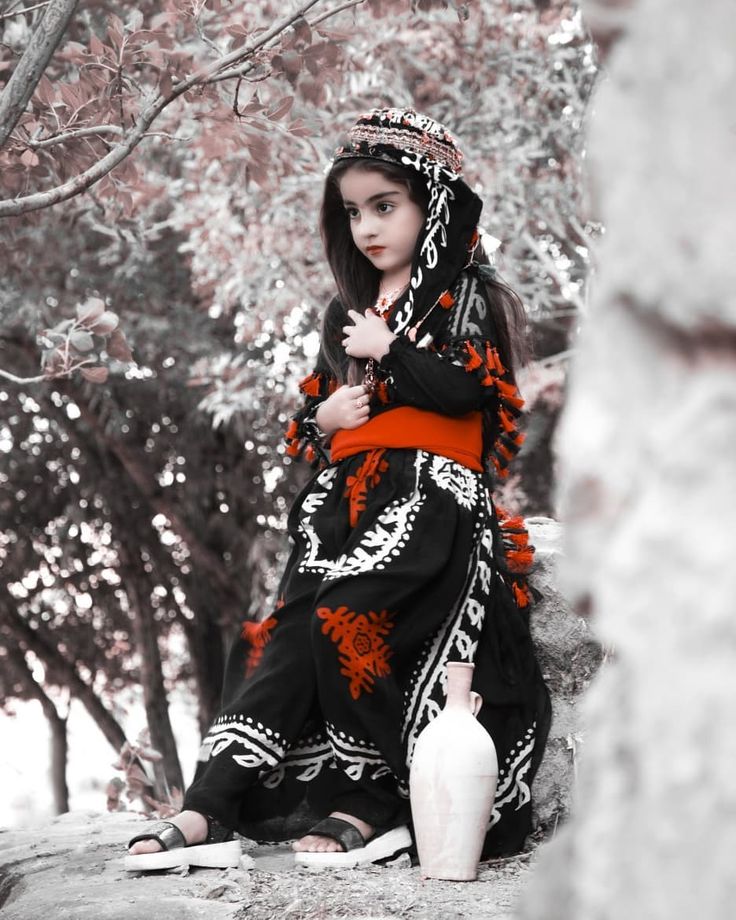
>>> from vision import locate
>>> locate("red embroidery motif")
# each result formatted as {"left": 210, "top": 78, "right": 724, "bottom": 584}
{"left": 344, "top": 448, "right": 389, "bottom": 527}
{"left": 241, "top": 598, "right": 282, "bottom": 677}
{"left": 316, "top": 605, "right": 396, "bottom": 699}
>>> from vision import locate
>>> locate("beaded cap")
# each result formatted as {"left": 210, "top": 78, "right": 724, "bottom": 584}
{"left": 334, "top": 107, "right": 464, "bottom": 175}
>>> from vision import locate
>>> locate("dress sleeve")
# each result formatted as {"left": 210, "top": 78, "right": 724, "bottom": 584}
{"left": 283, "top": 298, "right": 341, "bottom": 468}
{"left": 376, "top": 335, "right": 486, "bottom": 416}
{"left": 377, "top": 266, "right": 526, "bottom": 480}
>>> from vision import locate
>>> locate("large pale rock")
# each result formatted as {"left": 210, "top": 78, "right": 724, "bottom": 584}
{"left": 518, "top": 2, "right": 736, "bottom": 919}
{"left": 527, "top": 519, "right": 600, "bottom": 832}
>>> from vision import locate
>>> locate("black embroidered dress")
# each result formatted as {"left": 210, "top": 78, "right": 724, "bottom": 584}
{"left": 182, "top": 108, "right": 551, "bottom": 857}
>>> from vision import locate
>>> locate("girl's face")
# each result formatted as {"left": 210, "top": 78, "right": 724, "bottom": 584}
{"left": 338, "top": 167, "right": 425, "bottom": 283}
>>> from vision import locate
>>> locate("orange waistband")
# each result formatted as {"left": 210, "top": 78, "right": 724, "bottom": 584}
{"left": 330, "top": 407, "right": 484, "bottom": 472}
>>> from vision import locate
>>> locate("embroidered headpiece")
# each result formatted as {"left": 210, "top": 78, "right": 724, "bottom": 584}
{"left": 334, "top": 107, "right": 464, "bottom": 175}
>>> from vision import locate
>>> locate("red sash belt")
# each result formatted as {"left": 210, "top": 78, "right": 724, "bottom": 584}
{"left": 330, "top": 407, "right": 483, "bottom": 472}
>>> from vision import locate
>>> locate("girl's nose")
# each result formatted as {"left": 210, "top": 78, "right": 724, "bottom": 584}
{"left": 358, "top": 213, "right": 380, "bottom": 240}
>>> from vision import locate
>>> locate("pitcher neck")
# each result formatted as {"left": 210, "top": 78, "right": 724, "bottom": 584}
{"left": 445, "top": 662, "right": 474, "bottom": 708}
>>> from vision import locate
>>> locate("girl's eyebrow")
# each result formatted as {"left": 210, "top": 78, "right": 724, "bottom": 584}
{"left": 341, "top": 190, "right": 401, "bottom": 206}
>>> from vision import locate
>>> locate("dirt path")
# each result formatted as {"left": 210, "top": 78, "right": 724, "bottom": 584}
{"left": 0, "top": 811, "right": 535, "bottom": 920}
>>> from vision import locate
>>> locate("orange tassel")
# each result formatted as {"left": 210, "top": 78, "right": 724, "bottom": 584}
{"left": 286, "top": 440, "right": 301, "bottom": 457}
{"left": 485, "top": 344, "right": 506, "bottom": 376}
{"left": 497, "top": 442, "right": 515, "bottom": 461}
{"left": 495, "top": 379, "right": 525, "bottom": 409}
{"left": 305, "top": 444, "right": 315, "bottom": 463}
{"left": 511, "top": 580, "right": 531, "bottom": 608}
{"left": 299, "top": 373, "right": 322, "bottom": 397}
{"left": 498, "top": 408, "right": 517, "bottom": 433}
{"left": 507, "top": 547, "right": 534, "bottom": 573}
{"left": 439, "top": 291, "right": 455, "bottom": 309}
{"left": 285, "top": 419, "right": 298, "bottom": 440}
{"left": 506, "top": 532, "right": 529, "bottom": 547}
{"left": 464, "top": 342, "right": 483, "bottom": 372}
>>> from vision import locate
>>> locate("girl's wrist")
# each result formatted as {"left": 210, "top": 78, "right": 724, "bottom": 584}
{"left": 314, "top": 404, "right": 335, "bottom": 439}
{"left": 374, "top": 332, "right": 398, "bottom": 361}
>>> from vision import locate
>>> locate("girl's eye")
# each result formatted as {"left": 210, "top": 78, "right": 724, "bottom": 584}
{"left": 344, "top": 202, "right": 394, "bottom": 220}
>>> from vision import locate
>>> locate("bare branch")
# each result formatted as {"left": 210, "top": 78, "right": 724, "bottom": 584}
{"left": 310, "top": 0, "right": 366, "bottom": 27}
{"left": 26, "top": 124, "right": 124, "bottom": 149}
{"left": 0, "top": 356, "right": 95, "bottom": 384}
{"left": 0, "top": 1, "right": 53, "bottom": 22}
{"left": 0, "top": 0, "right": 79, "bottom": 148}
{"left": 0, "top": 0, "right": 329, "bottom": 217}
{"left": 0, "top": 368, "right": 48, "bottom": 384}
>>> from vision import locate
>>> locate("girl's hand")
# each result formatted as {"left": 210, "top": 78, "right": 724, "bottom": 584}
{"left": 315, "top": 385, "right": 370, "bottom": 436}
{"left": 342, "top": 309, "right": 397, "bottom": 361}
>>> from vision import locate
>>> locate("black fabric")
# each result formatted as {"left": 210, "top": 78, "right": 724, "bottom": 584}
{"left": 183, "top": 443, "right": 550, "bottom": 856}
{"left": 290, "top": 266, "right": 511, "bottom": 481}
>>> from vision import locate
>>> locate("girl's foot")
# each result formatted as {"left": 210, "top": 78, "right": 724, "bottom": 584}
{"left": 292, "top": 811, "right": 374, "bottom": 853}
{"left": 127, "top": 810, "right": 208, "bottom": 855}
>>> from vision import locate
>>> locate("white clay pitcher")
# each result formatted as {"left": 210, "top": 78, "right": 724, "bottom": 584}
{"left": 409, "top": 661, "right": 498, "bottom": 881}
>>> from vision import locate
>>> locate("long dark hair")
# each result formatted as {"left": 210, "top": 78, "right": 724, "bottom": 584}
{"left": 319, "top": 157, "right": 529, "bottom": 386}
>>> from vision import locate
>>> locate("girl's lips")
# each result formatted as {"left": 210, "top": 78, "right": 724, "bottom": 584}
{"left": 366, "top": 246, "right": 386, "bottom": 254}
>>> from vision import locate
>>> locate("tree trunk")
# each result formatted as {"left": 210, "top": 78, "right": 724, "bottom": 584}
{"left": 5, "top": 645, "right": 70, "bottom": 814}
{"left": 0, "top": 0, "right": 80, "bottom": 148}
{"left": 519, "top": 1, "right": 736, "bottom": 918}
{"left": 48, "top": 710, "right": 69, "bottom": 814}
{"left": 177, "top": 587, "right": 228, "bottom": 734}
{"left": 118, "top": 548, "right": 184, "bottom": 796}
{"left": 0, "top": 590, "right": 127, "bottom": 754}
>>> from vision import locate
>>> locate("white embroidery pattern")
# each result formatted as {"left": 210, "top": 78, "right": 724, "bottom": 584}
{"left": 197, "top": 715, "right": 286, "bottom": 770}
{"left": 402, "top": 489, "right": 497, "bottom": 765}
{"left": 321, "top": 451, "right": 427, "bottom": 580}
{"left": 390, "top": 152, "right": 462, "bottom": 335}
{"left": 326, "top": 722, "right": 394, "bottom": 782}
{"left": 403, "top": 524, "right": 489, "bottom": 763}
{"left": 260, "top": 733, "right": 335, "bottom": 788}
{"left": 296, "top": 465, "right": 339, "bottom": 574}
{"left": 446, "top": 272, "right": 487, "bottom": 339}
{"left": 428, "top": 454, "right": 480, "bottom": 510}
{"left": 487, "top": 724, "right": 537, "bottom": 828}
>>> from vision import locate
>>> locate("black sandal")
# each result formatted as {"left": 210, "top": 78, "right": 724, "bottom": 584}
{"left": 294, "top": 816, "right": 412, "bottom": 869}
{"left": 124, "top": 814, "right": 241, "bottom": 871}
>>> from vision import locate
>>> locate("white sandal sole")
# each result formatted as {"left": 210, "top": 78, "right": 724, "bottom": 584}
{"left": 294, "top": 825, "right": 412, "bottom": 869}
{"left": 123, "top": 839, "right": 242, "bottom": 871}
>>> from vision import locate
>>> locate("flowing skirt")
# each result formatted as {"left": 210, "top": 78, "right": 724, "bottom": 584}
{"left": 183, "top": 448, "right": 551, "bottom": 856}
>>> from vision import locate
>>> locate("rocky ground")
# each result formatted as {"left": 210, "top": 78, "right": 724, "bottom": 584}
{"left": 0, "top": 520, "right": 583, "bottom": 920}
{"left": 0, "top": 810, "right": 539, "bottom": 920}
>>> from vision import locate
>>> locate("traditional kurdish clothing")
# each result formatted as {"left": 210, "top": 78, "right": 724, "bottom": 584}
{"left": 182, "top": 109, "right": 551, "bottom": 857}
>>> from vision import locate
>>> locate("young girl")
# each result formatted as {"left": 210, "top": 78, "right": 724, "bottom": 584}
{"left": 126, "top": 107, "right": 551, "bottom": 871}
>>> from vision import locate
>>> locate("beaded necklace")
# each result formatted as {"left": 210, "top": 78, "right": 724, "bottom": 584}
{"left": 363, "top": 282, "right": 408, "bottom": 393}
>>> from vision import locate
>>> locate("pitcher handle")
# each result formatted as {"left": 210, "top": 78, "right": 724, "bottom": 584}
{"left": 470, "top": 691, "right": 483, "bottom": 717}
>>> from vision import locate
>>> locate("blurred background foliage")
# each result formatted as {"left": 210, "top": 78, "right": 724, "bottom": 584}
{"left": 0, "top": 0, "right": 598, "bottom": 812}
